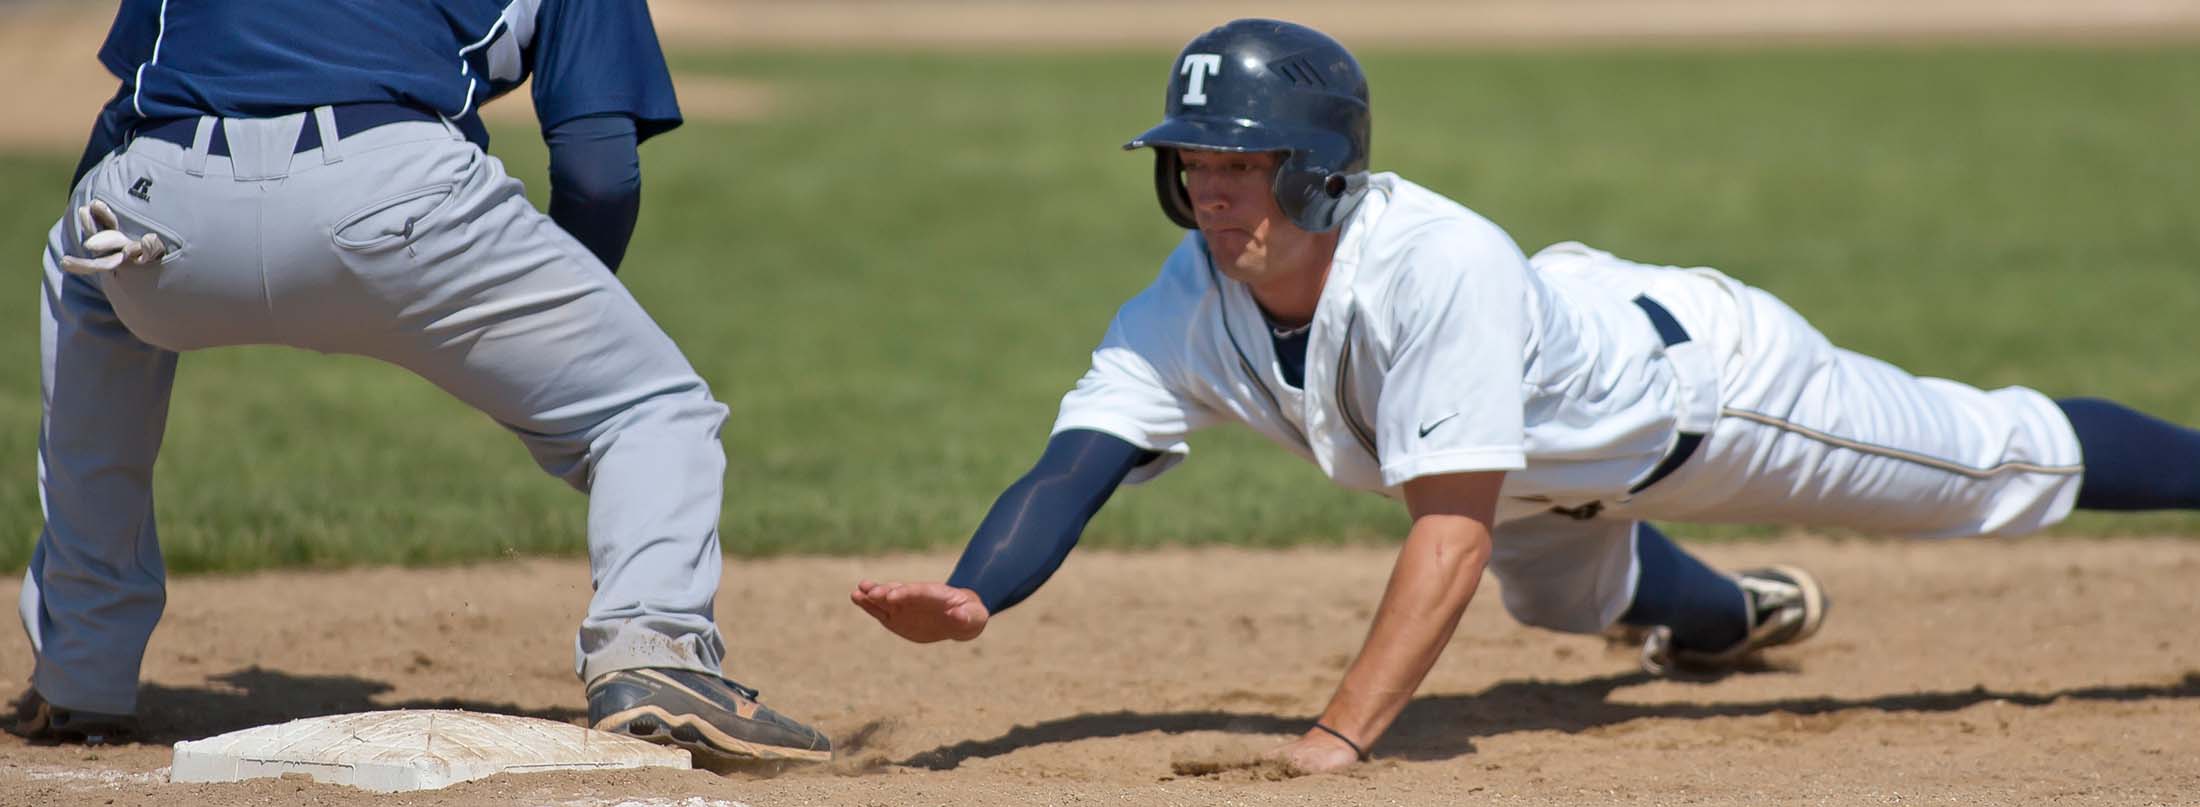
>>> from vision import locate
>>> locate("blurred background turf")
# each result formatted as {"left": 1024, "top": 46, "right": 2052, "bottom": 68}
{"left": 2, "top": 44, "right": 2196, "bottom": 572}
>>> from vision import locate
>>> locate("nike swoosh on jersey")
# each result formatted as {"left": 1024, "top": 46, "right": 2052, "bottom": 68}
{"left": 1418, "top": 413, "right": 1460, "bottom": 438}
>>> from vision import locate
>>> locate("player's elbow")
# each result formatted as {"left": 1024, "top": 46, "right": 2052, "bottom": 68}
{"left": 549, "top": 164, "right": 642, "bottom": 209}
{"left": 1441, "top": 526, "right": 1493, "bottom": 576}
{"left": 544, "top": 115, "right": 644, "bottom": 210}
{"left": 1412, "top": 513, "right": 1494, "bottom": 577}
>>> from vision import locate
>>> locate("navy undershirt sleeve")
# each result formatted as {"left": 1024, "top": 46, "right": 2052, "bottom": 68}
{"left": 544, "top": 114, "right": 643, "bottom": 273}
{"left": 946, "top": 429, "right": 1160, "bottom": 614}
{"left": 72, "top": 85, "right": 137, "bottom": 187}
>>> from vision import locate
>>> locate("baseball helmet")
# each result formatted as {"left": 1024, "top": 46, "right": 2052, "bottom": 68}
{"left": 1123, "top": 19, "right": 1371, "bottom": 233}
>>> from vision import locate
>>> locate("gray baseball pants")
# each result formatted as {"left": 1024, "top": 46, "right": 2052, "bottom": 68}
{"left": 21, "top": 109, "right": 731, "bottom": 715}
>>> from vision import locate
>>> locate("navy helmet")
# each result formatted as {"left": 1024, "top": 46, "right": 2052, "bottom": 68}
{"left": 1124, "top": 19, "right": 1371, "bottom": 233}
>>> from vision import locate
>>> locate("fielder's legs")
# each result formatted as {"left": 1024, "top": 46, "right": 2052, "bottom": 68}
{"left": 215, "top": 113, "right": 826, "bottom": 760}
{"left": 17, "top": 194, "right": 178, "bottom": 728}
{"left": 285, "top": 124, "right": 735, "bottom": 685}
{"left": 28, "top": 112, "right": 827, "bottom": 758}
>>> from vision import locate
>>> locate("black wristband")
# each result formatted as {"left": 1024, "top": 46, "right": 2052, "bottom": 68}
{"left": 1311, "top": 721, "right": 1370, "bottom": 761}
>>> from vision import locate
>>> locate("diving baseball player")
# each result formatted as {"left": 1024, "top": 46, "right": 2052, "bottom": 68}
{"left": 853, "top": 19, "right": 2200, "bottom": 774}
{"left": 15, "top": 0, "right": 830, "bottom": 763}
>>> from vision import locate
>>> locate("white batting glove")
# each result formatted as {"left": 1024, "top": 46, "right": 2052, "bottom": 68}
{"left": 60, "top": 200, "right": 168, "bottom": 276}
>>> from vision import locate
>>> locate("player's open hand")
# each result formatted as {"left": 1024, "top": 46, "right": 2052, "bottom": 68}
{"left": 850, "top": 580, "right": 990, "bottom": 643}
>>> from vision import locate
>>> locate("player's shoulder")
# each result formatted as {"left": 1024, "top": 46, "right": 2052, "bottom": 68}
{"left": 1358, "top": 174, "right": 1522, "bottom": 263}
{"left": 1351, "top": 173, "right": 1530, "bottom": 295}
{"left": 1071, "top": 233, "right": 1226, "bottom": 375}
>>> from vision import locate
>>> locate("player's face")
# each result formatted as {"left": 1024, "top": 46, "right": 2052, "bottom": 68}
{"left": 1178, "top": 149, "right": 1321, "bottom": 286}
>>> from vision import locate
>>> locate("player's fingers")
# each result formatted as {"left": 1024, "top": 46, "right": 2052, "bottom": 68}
{"left": 889, "top": 591, "right": 933, "bottom": 610}
{"left": 856, "top": 599, "right": 892, "bottom": 624}
{"left": 882, "top": 584, "right": 930, "bottom": 605}
{"left": 58, "top": 255, "right": 113, "bottom": 275}
{"left": 138, "top": 233, "right": 167, "bottom": 261}
{"left": 83, "top": 230, "right": 131, "bottom": 255}
{"left": 851, "top": 586, "right": 891, "bottom": 611}
{"left": 73, "top": 205, "right": 96, "bottom": 240}
{"left": 87, "top": 199, "right": 119, "bottom": 231}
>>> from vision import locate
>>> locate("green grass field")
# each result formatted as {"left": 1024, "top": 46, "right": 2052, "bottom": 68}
{"left": 3, "top": 45, "right": 2197, "bottom": 573}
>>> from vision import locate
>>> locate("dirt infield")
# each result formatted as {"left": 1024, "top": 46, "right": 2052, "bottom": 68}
{"left": 5, "top": 536, "right": 2197, "bottom": 806}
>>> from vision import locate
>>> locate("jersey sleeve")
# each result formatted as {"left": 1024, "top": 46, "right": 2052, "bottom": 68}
{"left": 1373, "top": 224, "right": 1533, "bottom": 487}
{"left": 528, "top": 0, "right": 683, "bottom": 141}
{"left": 1051, "top": 275, "right": 1222, "bottom": 486}
{"left": 96, "top": 0, "right": 163, "bottom": 82}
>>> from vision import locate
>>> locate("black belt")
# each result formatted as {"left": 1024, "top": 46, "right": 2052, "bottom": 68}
{"left": 1626, "top": 295, "right": 1706, "bottom": 495}
{"left": 132, "top": 103, "right": 441, "bottom": 158}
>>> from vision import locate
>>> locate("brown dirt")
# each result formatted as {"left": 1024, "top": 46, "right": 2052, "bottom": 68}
{"left": 5, "top": 535, "right": 2199, "bottom": 806}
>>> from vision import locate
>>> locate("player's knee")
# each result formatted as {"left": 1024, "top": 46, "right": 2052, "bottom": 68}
{"left": 1498, "top": 588, "right": 1607, "bottom": 635}
{"left": 590, "top": 381, "right": 727, "bottom": 457}
{"left": 637, "top": 385, "right": 727, "bottom": 435}
{"left": 604, "top": 375, "right": 725, "bottom": 430}
{"left": 515, "top": 380, "right": 724, "bottom": 487}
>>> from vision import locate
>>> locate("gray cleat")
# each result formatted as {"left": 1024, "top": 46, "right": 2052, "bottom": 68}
{"left": 11, "top": 690, "right": 137, "bottom": 745}
{"left": 588, "top": 668, "right": 831, "bottom": 765}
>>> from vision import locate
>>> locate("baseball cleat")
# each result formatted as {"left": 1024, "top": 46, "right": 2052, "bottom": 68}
{"left": 1640, "top": 564, "right": 1829, "bottom": 675}
{"left": 586, "top": 668, "right": 831, "bottom": 765}
{"left": 10, "top": 690, "right": 137, "bottom": 744}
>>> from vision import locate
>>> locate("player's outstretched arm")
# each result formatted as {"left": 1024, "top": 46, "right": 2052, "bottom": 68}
{"left": 1268, "top": 470, "right": 1503, "bottom": 774}
{"left": 851, "top": 429, "right": 1154, "bottom": 642}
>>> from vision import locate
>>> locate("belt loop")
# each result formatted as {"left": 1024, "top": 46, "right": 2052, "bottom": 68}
{"left": 313, "top": 106, "right": 344, "bottom": 164}
{"left": 182, "top": 117, "right": 217, "bottom": 177}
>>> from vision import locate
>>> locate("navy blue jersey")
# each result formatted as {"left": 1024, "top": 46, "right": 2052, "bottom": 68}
{"left": 97, "top": 0, "right": 682, "bottom": 145}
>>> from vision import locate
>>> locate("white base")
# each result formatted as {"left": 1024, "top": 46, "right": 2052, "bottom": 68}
{"left": 170, "top": 709, "right": 691, "bottom": 792}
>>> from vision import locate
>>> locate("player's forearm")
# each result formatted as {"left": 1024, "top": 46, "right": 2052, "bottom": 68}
{"left": 945, "top": 429, "right": 1153, "bottom": 613}
{"left": 1315, "top": 514, "right": 1491, "bottom": 749}
{"left": 544, "top": 114, "right": 643, "bottom": 272}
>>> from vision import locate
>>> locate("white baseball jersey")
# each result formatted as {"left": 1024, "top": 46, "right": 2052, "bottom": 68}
{"left": 1054, "top": 171, "right": 2084, "bottom": 633}
{"left": 1054, "top": 170, "right": 2083, "bottom": 539}
{"left": 1054, "top": 173, "right": 1712, "bottom": 523}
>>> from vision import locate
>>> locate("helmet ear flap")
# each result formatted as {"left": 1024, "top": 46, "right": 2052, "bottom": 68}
{"left": 1271, "top": 151, "right": 1369, "bottom": 232}
{"left": 1323, "top": 173, "right": 1353, "bottom": 198}
{"left": 1153, "top": 148, "right": 1199, "bottom": 230}
{"left": 1314, "top": 170, "right": 1369, "bottom": 230}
